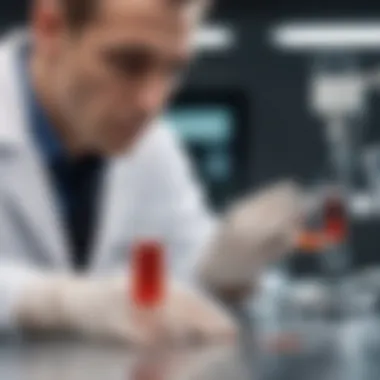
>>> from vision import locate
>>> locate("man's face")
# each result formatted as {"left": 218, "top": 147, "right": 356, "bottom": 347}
{"left": 35, "top": 0, "right": 199, "bottom": 155}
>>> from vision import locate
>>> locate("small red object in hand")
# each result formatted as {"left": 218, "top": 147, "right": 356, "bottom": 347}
{"left": 131, "top": 240, "right": 166, "bottom": 308}
{"left": 297, "top": 231, "right": 327, "bottom": 253}
{"left": 323, "top": 195, "right": 348, "bottom": 244}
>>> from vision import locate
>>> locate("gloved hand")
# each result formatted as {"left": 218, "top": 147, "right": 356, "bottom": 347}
{"left": 197, "top": 181, "right": 305, "bottom": 298}
{"left": 16, "top": 275, "right": 236, "bottom": 345}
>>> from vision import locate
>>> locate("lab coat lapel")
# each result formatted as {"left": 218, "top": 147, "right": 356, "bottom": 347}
{"left": 5, "top": 149, "right": 71, "bottom": 268}
{"left": 90, "top": 156, "right": 135, "bottom": 272}
{"left": 0, "top": 31, "right": 70, "bottom": 268}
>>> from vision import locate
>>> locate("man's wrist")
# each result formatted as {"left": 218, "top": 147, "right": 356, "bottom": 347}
{"left": 16, "top": 275, "right": 78, "bottom": 332}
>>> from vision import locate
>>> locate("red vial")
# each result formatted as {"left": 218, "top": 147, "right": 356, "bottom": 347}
{"left": 323, "top": 194, "right": 348, "bottom": 244}
{"left": 130, "top": 240, "right": 166, "bottom": 308}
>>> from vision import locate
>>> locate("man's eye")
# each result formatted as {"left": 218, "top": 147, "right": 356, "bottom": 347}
{"left": 103, "top": 49, "right": 187, "bottom": 80}
{"left": 105, "top": 51, "right": 152, "bottom": 76}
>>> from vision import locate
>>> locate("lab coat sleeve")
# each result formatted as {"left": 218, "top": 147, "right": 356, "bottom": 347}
{"left": 0, "top": 262, "right": 39, "bottom": 331}
{"left": 138, "top": 125, "right": 218, "bottom": 282}
{"left": 0, "top": 195, "right": 41, "bottom": 331}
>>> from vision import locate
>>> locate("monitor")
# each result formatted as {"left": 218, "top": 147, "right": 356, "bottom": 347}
{"left": 166, "top": 90, "right": 250, "bottom": 210}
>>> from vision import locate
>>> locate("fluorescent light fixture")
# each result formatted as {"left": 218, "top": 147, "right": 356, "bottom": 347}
{"left": 271, "top": 22, "right": 380, "bottom": 51}
{"left": 194, "top": 24, "right": 235, "bottom": 52}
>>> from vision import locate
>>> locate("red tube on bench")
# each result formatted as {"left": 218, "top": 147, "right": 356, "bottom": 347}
{"left": 130, "top": 240, "right": 166, "bottom": 309}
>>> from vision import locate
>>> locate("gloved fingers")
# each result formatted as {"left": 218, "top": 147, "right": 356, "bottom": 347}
{"left": 188, "top": 311, "right": 237, "bottom": 345}
{"left": 112, "top": 322, "right": 153, "bottom": 347}
{"left": 161, "top": 285, "right": 237, "bottom": 346}
{"left": 97, "top": 304, "right": 160, "bottom": 347}
{"left": 231, "top": 180, "right": 301, "bottom": 214}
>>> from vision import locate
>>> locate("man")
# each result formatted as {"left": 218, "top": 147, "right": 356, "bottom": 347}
{"left": 0, "top": 0, "right": 303, "bottom": 344}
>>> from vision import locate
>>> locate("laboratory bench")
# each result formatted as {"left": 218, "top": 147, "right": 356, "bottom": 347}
{"left": 1, "top": 315, "right": 380, "bottom": 380}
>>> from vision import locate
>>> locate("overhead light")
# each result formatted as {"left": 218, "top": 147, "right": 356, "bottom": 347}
{"left": 271, "top": 22, "right": 380, "bottom": 51}
{"left": 194, "top": 24, "right": 235, "bottom": 52}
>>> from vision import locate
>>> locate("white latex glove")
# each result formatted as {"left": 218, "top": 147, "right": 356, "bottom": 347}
{"left": 16, "top": 275, "right": 236, "bottom": 345}
{"left": 197, "top": 181, "right": 305, "bottom": 297}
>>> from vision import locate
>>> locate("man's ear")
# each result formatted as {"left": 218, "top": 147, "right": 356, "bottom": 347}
{"left": 189, "top": 0, "right": 213, "bottom": 24}
{"left": 31, "top": 0, "right": 65, "bottom": 37}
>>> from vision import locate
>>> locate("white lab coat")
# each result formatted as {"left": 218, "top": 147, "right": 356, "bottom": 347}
{"left": 0, "top": 31, "right": 215, "bottom": 330}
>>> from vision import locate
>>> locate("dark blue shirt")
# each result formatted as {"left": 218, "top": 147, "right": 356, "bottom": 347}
{"left": 19, "top": 48, "right": 105, "bottom": 270}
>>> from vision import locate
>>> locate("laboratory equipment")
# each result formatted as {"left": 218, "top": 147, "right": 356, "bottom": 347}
{"left": 362, "top": 144, "right": 380, "bottom": 213}
{"left": 268, "top": 22, "right": 380, "bottom": 325}
{"left": 270, "top": 22, "right": 380, "bottom": 215}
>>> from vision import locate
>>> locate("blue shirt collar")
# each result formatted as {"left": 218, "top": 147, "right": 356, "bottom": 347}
{"left": 19, "top": 46, "right": 66, "bottom": 163}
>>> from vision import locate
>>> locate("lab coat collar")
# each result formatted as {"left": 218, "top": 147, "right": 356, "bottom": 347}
{"left": 0, "top": 30, "right": 33, "bottom": 152}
